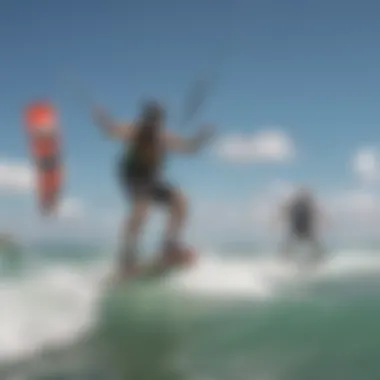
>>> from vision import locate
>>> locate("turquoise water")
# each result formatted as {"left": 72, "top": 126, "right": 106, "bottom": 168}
{"left": 97, "top": 276, "right": 380, "bottom": 380}
{"left": 1, "top": 248, "right": 380, "bottom": 380}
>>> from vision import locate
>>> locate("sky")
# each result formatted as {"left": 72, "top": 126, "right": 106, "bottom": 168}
{"left": 1, "top": 0, "right": 380, "bottom": 247}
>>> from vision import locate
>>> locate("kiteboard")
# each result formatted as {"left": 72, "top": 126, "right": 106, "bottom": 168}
{"left": 109, "top": 246, "right": 198, "bottom": 284}
{"left": 24, "top": 102, "right": 63, "bottom": 215}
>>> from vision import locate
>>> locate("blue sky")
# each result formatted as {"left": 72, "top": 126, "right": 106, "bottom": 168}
{"left": 1, "top": 0, "right": 380, "bottom": 246}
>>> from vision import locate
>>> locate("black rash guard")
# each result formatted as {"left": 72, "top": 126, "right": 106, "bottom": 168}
{"left": 118, "top": 124, "right": 174, "bottom": 203}
{"left": 120, "top": 124, "right": 164, "bottom": 181}
{"left": 288, "top": 195, "right": 315, "bottom": 237}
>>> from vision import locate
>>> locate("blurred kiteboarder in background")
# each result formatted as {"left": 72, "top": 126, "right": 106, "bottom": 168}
{"left": 277, "top": 187, "right": 327, "bottom": 266}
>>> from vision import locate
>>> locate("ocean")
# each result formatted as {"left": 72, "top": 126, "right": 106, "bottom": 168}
{"left": 0, "top": 246, "right": 380, "bottom": 380}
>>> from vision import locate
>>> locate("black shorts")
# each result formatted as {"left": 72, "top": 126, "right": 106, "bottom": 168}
{"left": 121, "top": 175, "right": 175, "bottom": 204}
{"left": 290, "top": 222, "right": 314, "bottom": 240}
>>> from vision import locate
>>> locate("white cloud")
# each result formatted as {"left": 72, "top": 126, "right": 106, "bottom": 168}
{"left": 352, "top": 147, "right": 380, "bottom": 184}
{"left": 188, "top": 179, "right": 380, "bottom": 246}
{"left": 324, "top": 189, "right": 380, "bottom": 242}
{"left": 267, "top": 179, "right": 296, "bottom": 201}
{"left": 330, "top": 190, "right": 376, "bottom": 213}
{"left": 0, "top": 158, "right": 84, "bottom": 219}
{"left": 215, "top": 129, "right": 295, "bottom": 163}
{"left": 187, "top": 182, "right": 295, "bottom": 243}
{"left": 57, "top": 198, "right": 84, "bottom": 220}
{"left": 328, "top": 190, "right": 380, "bottom": 224}
{"left": 0, "top": 160, "right": 34, "bottom": 193}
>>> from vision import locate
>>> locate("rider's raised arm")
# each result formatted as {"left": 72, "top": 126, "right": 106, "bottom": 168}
{"left": 164, "top": 126, "right": 214, "bottom": 154}
{"left": 93, "top": 107, "right": 135, "bottom": 141}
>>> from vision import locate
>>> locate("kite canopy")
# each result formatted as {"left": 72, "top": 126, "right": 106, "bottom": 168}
{"left": 25, "top": 102, "right": 57, "bottom": 132}
{"left": 24, "top": 102, "right": 63, "bottom": 215}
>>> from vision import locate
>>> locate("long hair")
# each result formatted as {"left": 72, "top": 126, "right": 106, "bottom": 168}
{"left": 136, "top": 100, "right": 165, "bottom": 140}
{"left": 132, "top": 100, "right": 165, "bottom": 168}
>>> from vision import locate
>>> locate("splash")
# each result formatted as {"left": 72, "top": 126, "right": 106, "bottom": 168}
{"left": 1, "top": 249, "right": 380, "bottom": 364}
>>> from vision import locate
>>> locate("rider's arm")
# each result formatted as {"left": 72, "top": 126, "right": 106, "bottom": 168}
{"left": 164, "top": 126, "right": 214, "bottom": 154}
{"left": 93, "top": 107, "right": 135, "bottom": 141}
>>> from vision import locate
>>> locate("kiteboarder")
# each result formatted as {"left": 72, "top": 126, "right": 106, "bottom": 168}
{"left": 93, "top": 100, "right": 214, "bottom": 278}
{"left": 277, "top": 187, "right": 326, "bottom": 265}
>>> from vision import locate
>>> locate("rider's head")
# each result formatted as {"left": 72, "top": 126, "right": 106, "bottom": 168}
{"left": 139, "top": 100, "right": 165, "bottom": 131}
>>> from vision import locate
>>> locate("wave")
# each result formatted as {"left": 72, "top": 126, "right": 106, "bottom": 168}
{"left": 1, "top": 248, "right": 380, "bottom": 366}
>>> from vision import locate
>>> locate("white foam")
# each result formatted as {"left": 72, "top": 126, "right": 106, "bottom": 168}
{"left": 312, "top": 250, "right": 380, "bottom": 279}
{"left": 1, "top": 249, "right": 380, "bottom": 363}
{"left": 171, "top": 250, "right": 380, "bottom": 298}
{"left": 170, "top": 255, "right": 297, "bottom": 298}
{"left": 0, "top": 263, "right": 109, "bottom": 363}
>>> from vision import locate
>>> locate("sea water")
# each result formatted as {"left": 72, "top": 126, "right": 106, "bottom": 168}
{"left": 1, "top": 246, "right": 380, "bottom": 380}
